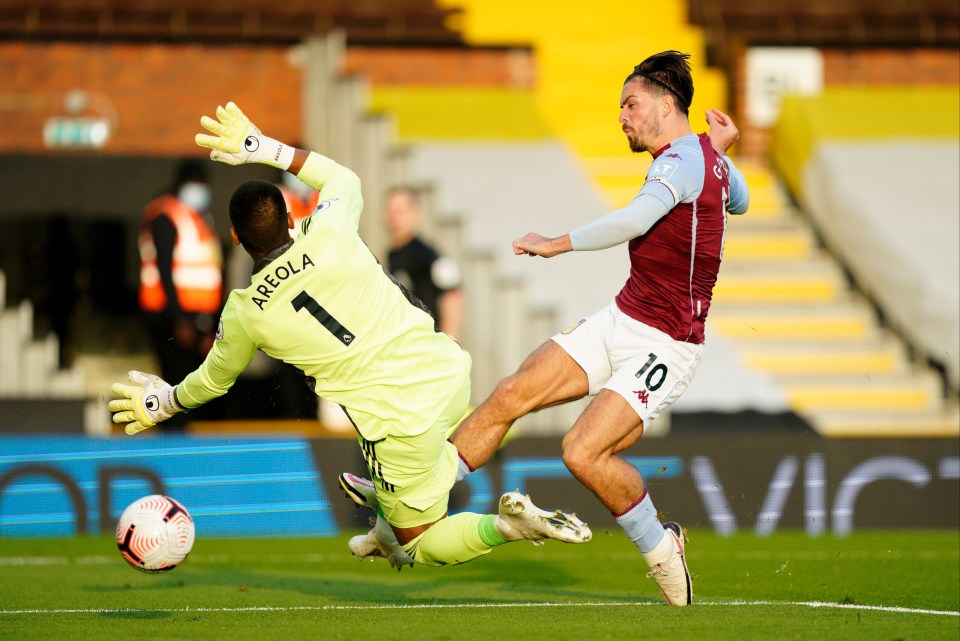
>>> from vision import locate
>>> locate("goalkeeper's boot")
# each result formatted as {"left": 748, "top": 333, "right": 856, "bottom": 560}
{"left": 339, "top": 473, "right": 377, "bottom": 511}
{"left": 642, "top": 521, "right": 693, "bottom": 606}
{"left": 494, "top": 491, "right": 592, "bottom": 546}
{"left": 347, "top": 514, "right": 415, "bottom": 571}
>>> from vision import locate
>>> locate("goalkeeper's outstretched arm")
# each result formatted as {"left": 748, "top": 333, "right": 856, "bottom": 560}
{"left": 194, "top": 101, "right": 361, "bottom": 215}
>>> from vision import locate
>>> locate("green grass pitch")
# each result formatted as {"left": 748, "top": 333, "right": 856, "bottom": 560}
{"left": 1, "top": 529, "right": 957, "bottom": 641}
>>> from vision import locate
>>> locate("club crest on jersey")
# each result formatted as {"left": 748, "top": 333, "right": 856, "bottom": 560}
{"left": 560, "top": 319, "right": 586, "bottom": 335}
{"left": 252, "top": 252, "right": 316, "bottom": 311}
{"left": 314, "top": 198, "right": 338, "bottom": 213}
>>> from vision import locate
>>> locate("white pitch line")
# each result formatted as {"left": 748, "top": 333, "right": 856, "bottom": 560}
{"left": 0, "top": 601, "right": 957, "bottom": 617}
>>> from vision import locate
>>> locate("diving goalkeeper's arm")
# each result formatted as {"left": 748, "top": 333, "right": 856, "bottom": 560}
{"left": 110, "top": 102, "right": 364, "bottom": 434}
{"left": 194, "top": 101, "right": 363, "bottom": 227}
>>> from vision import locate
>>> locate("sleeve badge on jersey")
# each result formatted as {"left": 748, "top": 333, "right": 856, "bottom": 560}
{"left": 560, "top": 318, "right": 586, "bottom": 335}
{"left": 216, "top": 318, "right": 224, "bottom": 341}
{"left": 650, "top": 160, "right": 678, "bottom": 179}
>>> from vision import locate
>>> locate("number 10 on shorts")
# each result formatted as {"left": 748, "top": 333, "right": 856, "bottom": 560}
{"left": 635, "top": 353, "right": 668, "bottom": 392}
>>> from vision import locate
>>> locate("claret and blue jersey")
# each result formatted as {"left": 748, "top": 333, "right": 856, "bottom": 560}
{"left": 615, "top": 133, "right": 749, "bottom": 344}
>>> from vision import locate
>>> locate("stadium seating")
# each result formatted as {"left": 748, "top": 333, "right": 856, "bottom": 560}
{"left": 764, "top": 88, "right": 960, "bottom": 434}
{"left": 0, "top": 269, "right": 99, "bottom": 431}
{"left": 0, "top": 270, "right": 84, "bottom": 398}
{"left": 0, "top": 0, "right": 464, "bottom": 45}
{"left": 688, "top": 0, "right": 960, "bottom": 71}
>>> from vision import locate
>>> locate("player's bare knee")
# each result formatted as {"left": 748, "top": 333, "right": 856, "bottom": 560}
{"left": 560, "top": 437, "right": 595, "bottom": 479}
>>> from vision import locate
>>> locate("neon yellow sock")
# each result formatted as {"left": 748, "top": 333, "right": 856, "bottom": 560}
{"left": 402, "top": 513, "right": 507, "bottom": 567}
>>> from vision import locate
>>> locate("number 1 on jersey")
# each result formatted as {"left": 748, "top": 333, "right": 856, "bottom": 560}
{"left": 292, "top": 290, "right": 355, "bottom": 346}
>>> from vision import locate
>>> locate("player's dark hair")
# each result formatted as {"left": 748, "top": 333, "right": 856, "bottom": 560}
{"left": 229, "top": 180, "right": 290, "bottom": 255}
{"left": 625, "top": 51, "right": 694, "bottom": 115}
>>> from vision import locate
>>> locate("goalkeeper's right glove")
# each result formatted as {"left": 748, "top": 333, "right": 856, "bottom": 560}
{"left": 109, "top": 370, "right": 185, "bottom": 435}
{"left": 194, "top": 101, "right": 295, "bottom": 170}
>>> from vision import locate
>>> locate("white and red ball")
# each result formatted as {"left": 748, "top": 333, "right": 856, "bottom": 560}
{"left": 116, "top": 494, "right": 195, "bottom": 573}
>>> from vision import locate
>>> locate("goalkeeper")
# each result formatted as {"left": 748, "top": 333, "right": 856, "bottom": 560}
{"left": 109, "top": 102, "right": 591, "bottom": 569}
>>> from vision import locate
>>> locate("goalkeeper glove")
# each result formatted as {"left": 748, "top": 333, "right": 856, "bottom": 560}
{"left": 195, "top": 101, "right": 295, "bottom": 170}
{"left": 109, "top": 370, "right": 185, "bottom": 435}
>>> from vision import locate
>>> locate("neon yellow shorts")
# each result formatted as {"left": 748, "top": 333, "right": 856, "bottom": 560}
{"left": 370, "top": 374, "right": 471, "bottom": 529}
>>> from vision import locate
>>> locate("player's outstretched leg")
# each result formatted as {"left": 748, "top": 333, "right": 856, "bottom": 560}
{"left": 641, "top": 521, "right": 692, "bottom": 606}
{"left": 340, "top": 472, "right": 377, "bottom": 510}
{"left": 347, "top": 513, "right": 415, "bottom": 570}
{"left": 495, "top": 491, "right": 592, "bottom": 545}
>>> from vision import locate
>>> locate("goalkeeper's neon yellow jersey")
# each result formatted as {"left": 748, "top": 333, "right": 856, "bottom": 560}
{"left": 177, "top": 152, "right": 471, "bottom": 441}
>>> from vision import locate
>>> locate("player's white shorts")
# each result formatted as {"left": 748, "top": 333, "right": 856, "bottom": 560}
{"left": 550, "top": 300, "right": 703, "bottom": 425}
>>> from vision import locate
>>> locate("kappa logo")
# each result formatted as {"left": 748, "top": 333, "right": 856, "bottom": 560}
{"left": 244, "top": 135, "right": 260, "bottom": 152}
{"left": 144, "top": 395, "right": 160, "bottom": 412}
{"left": 632, "top": 388, "right": 650, "bottom": 408}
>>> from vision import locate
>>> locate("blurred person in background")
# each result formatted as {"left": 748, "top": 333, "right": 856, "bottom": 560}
{"left": 384, "top": 186, "right": 464, "bottom": 341}
{"left": 138, "top": 159, "right": 224, "bottom": 428}
{"left": 111, "top": 101, "right": 591, "bottom": 569}
{"left": 277, "top": 171, "right": 320, "bottom": 240}
{"left": 344, "top": 51, "right": 749, "bottom": 606}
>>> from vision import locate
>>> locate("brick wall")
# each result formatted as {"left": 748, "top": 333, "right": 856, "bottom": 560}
{"left": 1, "top": 40, "right": 533, "bottom": 155}
{"left": 735, "top": 48, "right": 960, "bottom": 159}
{"left": 822, "top": 49, "right": 960, "bottom": 85}
{"left": 344, "top": 46, "right": 534, "bottom": 87}
{"left": 1, "top": 41, "right": 304, "bottom": 155}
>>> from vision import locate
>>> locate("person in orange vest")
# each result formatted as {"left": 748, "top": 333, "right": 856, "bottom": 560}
{"left": 276, "top": 171, "right": 320, "bottom": 239}
{"left": 139, "top": 159, "right": 224, "bottom": 427}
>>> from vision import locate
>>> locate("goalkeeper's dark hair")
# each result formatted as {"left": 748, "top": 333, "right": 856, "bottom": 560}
{"left": 229, "top": 180, "right": 290, "bottom": 256}
{"left": 625, "top": 51, "right": 694, "bottom": 115}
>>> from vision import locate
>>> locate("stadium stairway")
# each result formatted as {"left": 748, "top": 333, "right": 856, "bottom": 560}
{"left": 0, "top": 269, "right": 109, "bottom": 433}
{"left": 0, "top": 270, "right": 86, "bottom": 399}
{"left": 591, "top": 155, "right": 959, "bottom": 436}
{"left": 680, "top": 163, "right": 957, "bottom": 437}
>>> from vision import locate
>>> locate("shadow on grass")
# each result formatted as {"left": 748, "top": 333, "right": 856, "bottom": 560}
{"left": 88, "top": 579, "right": 190, "bottom": 593}
{"left": 106, "top": 556, "right": 661, "bottom": 607}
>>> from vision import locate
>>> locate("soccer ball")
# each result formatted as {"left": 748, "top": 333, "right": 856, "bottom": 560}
{"left": 116, "top": 494, "right": 195, "bottom": 573}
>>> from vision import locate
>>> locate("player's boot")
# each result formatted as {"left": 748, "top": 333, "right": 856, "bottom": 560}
{"left": 339, "top": 472, "right": 377, "bottom": 510}
{"left": 642, "top": 521, "right": 693, "bottom": 606}
{"left": 347, "top": 514, "right": 415, "bottom": 571}
{"left": 494, "top": 491, "right": 592, "bottom": 545}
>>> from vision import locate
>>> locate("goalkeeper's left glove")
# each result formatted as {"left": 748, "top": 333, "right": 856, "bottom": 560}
{"left": 109, "top": 370, "right": 185, "bottom": 435}
{"left": 194, "top": 101, "right": 295, "bottom": 170}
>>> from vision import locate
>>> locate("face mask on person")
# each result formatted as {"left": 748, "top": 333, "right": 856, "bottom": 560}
{"left": 178, "top": 182, "right": 212, "bottom": 213}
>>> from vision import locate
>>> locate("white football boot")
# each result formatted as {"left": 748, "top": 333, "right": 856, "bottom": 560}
{"left": 642, "top": 521, "right": 693, "bottom": 606}
{"left": 347, "top": 514, "right": 415, "bottom": 571}
{"left": 339, "top": 472, "right": 377, "bottom": 510}
{"left": 494, "top": 491, "right": 592, "bottom": 545}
